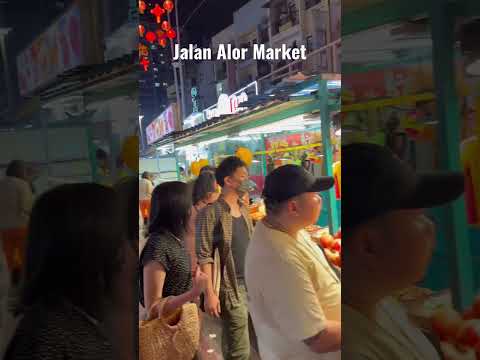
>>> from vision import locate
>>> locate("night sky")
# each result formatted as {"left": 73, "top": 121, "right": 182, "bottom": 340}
{"left": 175, "top": 0, "right": 251, "bottom": 45}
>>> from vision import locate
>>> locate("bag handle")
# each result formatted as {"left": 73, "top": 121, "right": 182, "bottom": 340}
{"left": 146, "top": 296, "right": 172, "bottom": 321}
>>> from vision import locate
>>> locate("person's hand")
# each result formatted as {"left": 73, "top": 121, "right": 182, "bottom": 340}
{"left": 147, "top": 300, "right": 164, "bottom": 320}
{"left": 204, "top": 291, "right": 221, "bottom": 318}
{"left": 192, "top": 267, "right": 209, "bottom": 297}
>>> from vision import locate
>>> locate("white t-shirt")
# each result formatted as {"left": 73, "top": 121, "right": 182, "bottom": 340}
{"left": 245, "top": 221, "right": 341, "bottom": 360}
{"left": 139, "top": 178, "right": 154, "bottom": 201}
{"left": 0, "top": 177, "right": 33, "bottom": 230}
{"left": 343, "top": 298, "right": 441, "bottom": 360}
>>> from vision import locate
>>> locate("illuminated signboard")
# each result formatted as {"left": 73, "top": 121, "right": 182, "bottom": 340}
{"left": 16, "top": 4, "right": 83, "bottom": 96}
{"left": 146, "top": 105, "right": 177, "bottom": 145}
{"left": 203, "top": 81, "right": 258, "bottom": 120}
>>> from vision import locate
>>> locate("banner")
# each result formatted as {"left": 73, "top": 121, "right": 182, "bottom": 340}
{"left": 16, "top": 4, "right": 83, "bottom": 95}
{"left": 264, "top": 131, "right": 322, "bottom": 151}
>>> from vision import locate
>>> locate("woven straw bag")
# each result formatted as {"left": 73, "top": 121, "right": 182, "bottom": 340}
{"left": 139, "top": 298, "right": 200, "bottom": 360}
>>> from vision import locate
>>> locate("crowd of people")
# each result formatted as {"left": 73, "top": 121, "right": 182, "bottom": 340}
{"left": 0, "top": 160, "right": 137, "bottom": 359}
{"left": 138, "top": 156, "right": 342, "bottom": 360}
{"left": 0, "top": 142, "right": 466, "bottom": 360}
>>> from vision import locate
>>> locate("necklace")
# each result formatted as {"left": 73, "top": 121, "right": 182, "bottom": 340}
{"left": 263, "top": 217, "right": 295, "bottom": 238}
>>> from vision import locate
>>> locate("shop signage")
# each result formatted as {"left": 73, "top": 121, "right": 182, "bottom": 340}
{"left": 16, "top": 4, "right": 83, "bottom": 96}
{"left": 191, "top": 87, "right": 199, "bottom": 113}
{"left": 203, "top": 81, "right": 258, "bottom": 120}
{"left": 204, "top": 92, "right": 249, "bottom": 120}
{"left": 146, "top": 105, "right": 177, "bottom": 145}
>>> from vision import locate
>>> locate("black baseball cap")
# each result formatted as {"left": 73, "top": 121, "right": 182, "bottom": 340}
{"left": 262, "top": 164, "right": 334, "bottom": 204}
{"left": 342, "top": 143, "right": 465, "bottom": 230}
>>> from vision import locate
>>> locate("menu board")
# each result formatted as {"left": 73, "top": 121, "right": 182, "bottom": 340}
{"left": 16, "top": 4, "right": 83, "bottom": 95}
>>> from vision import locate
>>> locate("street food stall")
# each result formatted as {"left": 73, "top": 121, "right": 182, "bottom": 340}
{"left": 344, "top": 0, "right": 480, "bottom": 356}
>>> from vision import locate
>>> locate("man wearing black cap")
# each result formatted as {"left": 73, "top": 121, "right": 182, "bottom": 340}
{"left": 245, "top": 165, "right": 341, "bottom": 360}
{"left": 342, "top": 143, "right": 465, "bottom": 360}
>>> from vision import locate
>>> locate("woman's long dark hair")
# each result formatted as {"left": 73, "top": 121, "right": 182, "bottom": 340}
{"left": 21, "top": 183, "right": 125, "bottom": 319}
{"left": 148, "top": 181, "right": 191, "bottom": 238}
{"left": 114, "top": 177, "right": 139, "bottom": 253}
{"left": 192, "top": 171, "right": 216, "bottom": 206}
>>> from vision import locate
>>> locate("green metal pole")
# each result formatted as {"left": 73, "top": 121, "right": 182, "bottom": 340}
{"left": 261, "top": 134, "right": 268, "bottom": 177}
{"left": 430, "top": 0, "right": 474, "bottom": 311}
{"left": 319, "top": 80, "right": 339, "bottom": 233}
{"left": 174, "top": 149, "right": 181, "bottom": 181}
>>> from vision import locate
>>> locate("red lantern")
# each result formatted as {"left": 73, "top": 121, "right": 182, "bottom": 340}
{"left": 138, "top": 0, "right": 147, "bottom": 14}
{"left": 161, "top": 20, "right": 171, "bottom": 32}
{"left": 166, "top": 28, "right": 176, "bottom": 39}
{"left": 163, "top": 0, "right": 174, "bottom": 12}
{"left": 138, "top": 24, "right": 145, "bottom": 37}
{"left": 150, "top": 4, "right": 165, "bottom": 23}
{"left": 140, "top": 57, "right": 150, "bottom": 71}
{"left": 145, "top": 31, "right": 156, "bottom": 44}
{"left": 156, "top": 30, "right": 166, "bottom": 39}
{"left": 159, "top": 38, "right": 167, "bottom": 48}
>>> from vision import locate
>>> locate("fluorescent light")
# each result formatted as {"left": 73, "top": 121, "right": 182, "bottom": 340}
{"left": 466, "top": 59, "right": 480, "bottom": 75}
{"left": 228, "top": 136, "right": 252, "bottom": 142}
{"left": 176, "top": 145, "right": 196, "bottom": 152}
{"left": 240, "top": 125, "right": 305, "bottom": 136}
{"left": 198, "top": 136, "right": 229, "bottom": 147}
{"left": 239, "top": 115, "right": 306, "bottom": 136}
{"left": 327, "top": 80, "right": 341, "bottom": 88}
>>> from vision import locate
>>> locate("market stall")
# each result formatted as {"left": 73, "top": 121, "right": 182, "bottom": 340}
{"left": 169, "top": 77, "right": 341, "bottom": 233}
{"left": 344, "top": 0, "right": 480, "bottom": 356}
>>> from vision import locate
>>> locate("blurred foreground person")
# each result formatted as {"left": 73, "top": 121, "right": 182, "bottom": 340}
{"left": 0, "top": 160, "right": 34, "bottom": 284}
{"left": 3, "top": 183, "right": 130, "bottom": 360}
{"left": 112, "top": 177, "right": 139, "bottom": 360}
{"left": 0, "top": 243, "right": 11, "bottom": 357}
{"left": 342, "top": 143, "right": 465, "bottom": 360}
{"left": 245, "top": 165, "right": 341, "bottom": 360}
{"left": 140, "top": 181, "right": 208, "bottom": 320}
{"left": 139, "top": 171, "right": 154, "bottom": 224}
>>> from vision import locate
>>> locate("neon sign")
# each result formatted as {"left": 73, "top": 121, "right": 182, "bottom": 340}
{"left": 203, "top": 81, "right": 258, "bottom": 120}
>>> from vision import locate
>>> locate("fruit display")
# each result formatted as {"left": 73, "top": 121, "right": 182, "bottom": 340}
{"left": 429, "top": 296, "right": 480, "bottom": 359}
{"left": 306, "top": 226, "right": 342, "bottom": 268}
